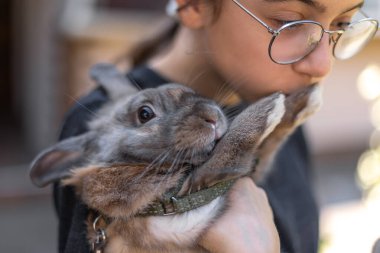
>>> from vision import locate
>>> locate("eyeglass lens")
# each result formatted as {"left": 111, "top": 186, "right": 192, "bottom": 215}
{"left": 334, "top": 19, "right": 379, "bottom": 60}
{"left": 270, "top": 22, "right": 324, "bottom": 64}
{"left": 270, "top": 20, "right": 378, "bottom": 64}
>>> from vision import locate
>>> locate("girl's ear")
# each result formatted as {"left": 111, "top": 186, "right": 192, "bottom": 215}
{"left": 29, "top": 132, "right": 95, "bottom": 187}
{"left": 175, "top": 0, "right": 211, "bottom": 29}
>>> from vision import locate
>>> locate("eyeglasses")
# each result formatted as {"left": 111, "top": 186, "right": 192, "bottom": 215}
{"left": 232, "top": 0, "right": 379, "bottom": 65}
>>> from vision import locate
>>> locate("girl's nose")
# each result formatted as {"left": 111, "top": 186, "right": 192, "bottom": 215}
{"left": 292, "top": 33, "right": 333, "bottom": 79}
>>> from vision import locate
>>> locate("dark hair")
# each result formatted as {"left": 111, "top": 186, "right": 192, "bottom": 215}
{"left": 128, "top": 19, "right": 179, "bottom": 67}
{"left": 128, "top": 0, "right": 222, "bottom": 67}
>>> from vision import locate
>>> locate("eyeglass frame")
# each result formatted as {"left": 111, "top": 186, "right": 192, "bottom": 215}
{"left": 232, "top": 0, "right": 379, "bottom": 65}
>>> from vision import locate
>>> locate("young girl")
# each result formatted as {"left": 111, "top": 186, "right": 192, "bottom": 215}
{"left": 54, "top": 0, "right": 378, "bottom": 252}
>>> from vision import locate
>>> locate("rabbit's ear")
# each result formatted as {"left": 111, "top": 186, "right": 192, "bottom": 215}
{"left": 90, "top": 63, "right": 138, "bottom": 100}
{"left": 29, "top": 132, "right": 94, "bottom": 187}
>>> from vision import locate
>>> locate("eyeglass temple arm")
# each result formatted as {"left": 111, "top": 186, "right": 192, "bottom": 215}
{"left": 232, "top": 0, "right": 278, "bottom": 34}
{"left": 359, "top": 9, "right": 379, "bottom": 31}
{"left": 359, "top": 9, "right": 370, "bottom": 19}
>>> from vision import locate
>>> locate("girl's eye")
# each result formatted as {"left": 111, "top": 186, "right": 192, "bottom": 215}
{"left": 273, "top": 19, "right": 296, "bottom": 27}
{"left": 273, "top": 19, "right": 306, "bottom": 32}
{"left": 332, "top": 21, "right": 351, "bottom": 30}
{"left": 272, "top": 19, "right": 303, "bottom": 30}
{"left": 137, "top": 106, "right": 155, "bottom": 123}
{"left": 276, "top": 19, "right": 299, "bottom": 26}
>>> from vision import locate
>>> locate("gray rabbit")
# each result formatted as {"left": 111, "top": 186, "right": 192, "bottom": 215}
{"left": 30, "top": 64, "right": 322, "bottom": 253}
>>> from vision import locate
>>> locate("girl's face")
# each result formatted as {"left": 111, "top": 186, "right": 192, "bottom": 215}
{"left": 201, "top": 0, "right": 364, "bottom": 101}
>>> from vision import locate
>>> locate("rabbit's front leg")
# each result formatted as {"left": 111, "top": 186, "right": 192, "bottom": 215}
{"left": 253, "top": 84, "right": 323, "bottom": 182}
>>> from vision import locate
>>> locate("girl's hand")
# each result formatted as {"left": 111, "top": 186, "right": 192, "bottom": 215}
{"left": 199, "top": 177, "right": 280, "bottom": 253}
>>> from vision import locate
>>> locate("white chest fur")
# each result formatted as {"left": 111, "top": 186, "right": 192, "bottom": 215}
{"left": 147, "top": 197, "right": 223, "bottom": 246}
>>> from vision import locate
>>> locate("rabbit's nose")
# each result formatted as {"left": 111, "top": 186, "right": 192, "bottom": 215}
{"left": 202, "top": 115, "right": 221, "bottom": 140}
{"left": 203, "top": 115, "right": 218, "bottom": 132}
{"left": 204, "top": 117, "right": 225, "bottom": 140}
{"left": 204, "top": 118, "right": 217, "bottom": 126}
{"left": 199, "top": 107, "right": 218, "bottom": 125}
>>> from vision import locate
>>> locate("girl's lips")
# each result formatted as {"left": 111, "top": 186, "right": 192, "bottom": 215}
{"left": 284, "top": 82, "right": 319, "bottom": 96}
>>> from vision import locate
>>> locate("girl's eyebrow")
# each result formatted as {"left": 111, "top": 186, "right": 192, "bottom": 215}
{"left": 264, "top": 0, "right": 365, "bottom": 14}
{"left": 264, "top": 0, "right": 326, "bottom": 13}
{"left": 341, "top": 1, "right": 364, "bottom": 14}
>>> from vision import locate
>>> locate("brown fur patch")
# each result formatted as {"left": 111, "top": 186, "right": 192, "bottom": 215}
{"left": 65, "top": 163, "right": 186, "bottom": 218}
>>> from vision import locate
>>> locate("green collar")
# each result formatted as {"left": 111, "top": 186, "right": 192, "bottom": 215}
{"left": 138, "top": 179, "right": 236, "bottom": 216}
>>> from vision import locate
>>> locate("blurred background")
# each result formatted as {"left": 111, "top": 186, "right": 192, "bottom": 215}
{"left": 0, "top": 0, "right": 379, "bottom": 252}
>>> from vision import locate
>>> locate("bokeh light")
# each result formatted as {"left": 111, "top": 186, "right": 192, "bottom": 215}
{"left": 357, "top": 64, "right": 380, "bottom": 101}
{"left": 371, "top": 98, "right": 380, "bottom": 130}
{"left": 357, "top": 148, "right": 380, "bottom": 190}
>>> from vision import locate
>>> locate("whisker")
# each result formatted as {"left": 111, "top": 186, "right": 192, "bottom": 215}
{"left": 129, "top": 149, "right": 173, "bottom": 185}
{"left": 214, "top": 81, "right": 232, "bottom": 104}
{"left": 187, "top": 70, "right": 207, "bottom": 89}
{"left": 155, "top": 148, "right": 185, "bottom": 190}
{"left": 219, "top": 90, "right": 236, "bottom": 107}
{"left": 65, "top": 93, "right": 99, "bottom": 117}
{"left": 225, "top": 108, "right": 244, "bottom": 121}
{"left": 181, "top": 64, "right": 206, "bottom": 90}
{"left": 148, "top": 148, "right": 174, "bottom": 170}
{"left": 154, "top": 149, "right": 175, "bottom": 175}
{"left": 215, "top": 74, "right": 249, "bottom": 107}
{"left": 167, "top": 148, "right": 184, "bottom": 175}
{"left": 217, "top": 84, "right": 240, "bottom": 107}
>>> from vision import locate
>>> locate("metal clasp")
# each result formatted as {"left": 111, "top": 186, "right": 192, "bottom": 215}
{"left": 162, "top": 196, "right": 178, "bottom": 216}
{"left": 91, "top": 215, "right": 107, "bottom": 253}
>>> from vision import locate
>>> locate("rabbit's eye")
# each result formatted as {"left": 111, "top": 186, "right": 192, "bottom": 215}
{"left": 138, "top": 106, "right": 155, "bottom": 123}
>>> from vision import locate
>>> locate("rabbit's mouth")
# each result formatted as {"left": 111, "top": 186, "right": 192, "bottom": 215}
{"left": 179, "top": 140, "right": 217, "bottom": 166}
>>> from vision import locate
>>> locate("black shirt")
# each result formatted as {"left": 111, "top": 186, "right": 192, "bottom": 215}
{"left": 54, "top": 66, "right": 319, "bottom": 253}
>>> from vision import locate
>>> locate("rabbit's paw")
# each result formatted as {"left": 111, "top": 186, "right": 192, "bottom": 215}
{"left": 294, "top": 84, "right": 323, "bottom": 126}
{"left": 258, "top": 93, "right": 286, "bottom": 144}
{"left": 275, "top": 84, "right": 322, "bottom": 130}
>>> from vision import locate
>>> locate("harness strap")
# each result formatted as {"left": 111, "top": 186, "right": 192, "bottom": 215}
{"left": 138, "top": 179, "right": 236, "bottom": 216}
